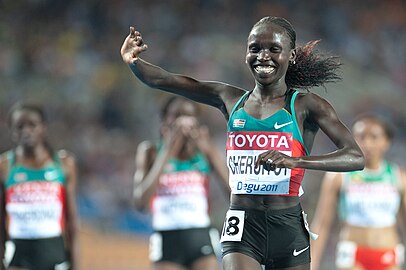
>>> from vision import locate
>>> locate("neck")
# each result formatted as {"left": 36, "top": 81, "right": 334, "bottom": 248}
{"left": 16, "top": 144, "right": 49, "bottom": 160}
{"left": 254, "top": 82, "right": 288, "bottom": 101}
{"left": 176, "top": 142, "right": 196, "bottom": 160}
{"left": 364, "top": 159, "right": 383, "bottom": 171}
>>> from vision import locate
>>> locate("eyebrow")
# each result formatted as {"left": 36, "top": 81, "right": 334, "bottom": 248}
{"left": 248, "top": 40, "right": 283, "bottom": 49}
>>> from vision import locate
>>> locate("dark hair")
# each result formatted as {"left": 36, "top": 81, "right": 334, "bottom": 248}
{"left": 160, "top": 96, "right": 179, "bottom": 120}
{"left": 352, "top": 113, "right": 395, "bottom": 141}
{"left": 160, "top": 96, "right": 199, "bottom": 120}
{"left": 253, "top": 16, "right": 342, "bottom": 90}
{"left": 7, "top": 102, "right": 47, "bottom": 127}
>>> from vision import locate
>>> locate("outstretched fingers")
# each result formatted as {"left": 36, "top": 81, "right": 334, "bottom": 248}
{"left": 129, "top": 26, "right": 136, "bottom": 38}
{"left": 130, "top": 27, "right": 148, "bottom": 51}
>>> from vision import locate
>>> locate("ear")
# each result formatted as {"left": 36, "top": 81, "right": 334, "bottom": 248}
{"left": 382, "top": 137, "right": 391, "bottom": 152}
{"left": 289, "top": 48, "right": 297, "bottom": 64}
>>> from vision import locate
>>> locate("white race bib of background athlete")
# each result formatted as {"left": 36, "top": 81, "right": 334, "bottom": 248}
{"left": 226, "top": 131, "right": 292, "bottom": 195}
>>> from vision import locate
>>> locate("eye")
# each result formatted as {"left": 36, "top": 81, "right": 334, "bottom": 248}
{"left": 270, "top": 46, "right": 282, "bottom": 53}
{"left": 249, "top": 45, "right": 260, "bottom": 53}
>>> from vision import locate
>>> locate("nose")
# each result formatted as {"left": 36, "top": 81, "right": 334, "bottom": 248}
{"left": 20, "top": 124, "right": 34, "bottom": 135}
{"left": 359, "top": 137, "right": 374, "bottom": 151}
{"left": 258, "top": 49, "right": 271, "bottom": 61}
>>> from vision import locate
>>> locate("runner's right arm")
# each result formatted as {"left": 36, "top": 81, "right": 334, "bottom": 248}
{"left": 120, "top": 26, "right": 246, "bottom": 118}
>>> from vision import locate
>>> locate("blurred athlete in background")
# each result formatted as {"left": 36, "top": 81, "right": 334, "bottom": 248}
{"left": 0, "top": 103, "right": 79, "bottom": 270}
{"left": 133, "top": 96, "right": 229, "bottom": 270}
{"left": 311, "top": 114, "right": 406, "bottom": 270}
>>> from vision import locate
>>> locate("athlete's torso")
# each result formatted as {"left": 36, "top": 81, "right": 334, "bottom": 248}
{"left": 4, "top": 150, "right": 67, "bottom": 239}
{"left": 226, "top": 89, "right": 308, "bottom": 201}
{"left": 339, "top": 161, "right": 402, "bottom": 228}
{"left": 151, "top": 147, "right": 211, "bottom": 231}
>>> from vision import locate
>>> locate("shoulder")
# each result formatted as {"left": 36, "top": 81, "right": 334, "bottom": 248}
{"left": 295, "top": 91, "right": 339, "bottom": 124}
{"left": 0, "top": 152, "right": 10, "bottom": 181}
{"left": 386, "top": 161, "right": 405, "bottom": 175}
{"left": 392, "top": 162, "right": 406, "bottom": 186}
{"left": 136, "top": 140, "right": 158, "bottom": 161}
{"left": 0, "top": 151, "right": 9, "bottom": 165}
{"left": 56, "top": 149, "right": 76, "bottom": 168}
{"left": 322, "top": 171, "right": 344, "bottom": 191}
{"left": 295, "top": 91, "right": 332, "bottom": 110}
{"left": 214, "top": 83, "right": 248, "bottom": 113}
{"left": 137, "top": 140, "right": 157, "bottom": 154}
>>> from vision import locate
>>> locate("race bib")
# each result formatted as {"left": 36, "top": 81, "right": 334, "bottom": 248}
{"left": 149, "top": 232, "right": 163, "bottom": 262}
{"left": 335, "top": 241, "right": 356, "bottom": 268}
{"left": 226, "top": 131, "right": 292, "bottom": 195}
{"left": 220, "top": 210, "right": 245, "bottom": 242}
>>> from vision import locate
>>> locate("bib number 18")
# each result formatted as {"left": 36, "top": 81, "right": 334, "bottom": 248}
{"left": 220, "top": 210, "right": 245, "bottom": 242}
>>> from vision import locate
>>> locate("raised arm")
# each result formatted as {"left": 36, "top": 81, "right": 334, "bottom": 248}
{"left": 310, "top": 172, "right": 342, "bottom": 270}
{"left": 133, "top": 124, "right": 186, "bottom": 210}
{"left": 120, "top": 26, "right": 245, "bottom": 117}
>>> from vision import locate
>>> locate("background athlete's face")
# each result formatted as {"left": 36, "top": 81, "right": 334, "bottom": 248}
{"left": 352, "top": 119, "right": 390, "bottom": 163}
{"left": 164, "top": 100, "right": 198, "bottom": 127}
{"left": 10, "top": 109, "right": 46, "bottom": 148}
{"left": 161, "top": 100, "right": 200, "bottom": 156}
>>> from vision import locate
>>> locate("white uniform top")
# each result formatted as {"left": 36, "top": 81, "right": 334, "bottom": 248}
{"left": 339, "top": 161, "right": 402, "bottom": 228}
{"left": 151, "top": 151, "right": 211, "bottom": 231}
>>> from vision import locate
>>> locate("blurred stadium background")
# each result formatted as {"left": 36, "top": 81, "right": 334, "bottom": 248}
{"left": 1, "top": 0, "right": 405, "bottom": 269}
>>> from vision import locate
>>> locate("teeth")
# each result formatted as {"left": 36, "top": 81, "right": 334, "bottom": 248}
{"left": 255, "top": 66, "right": 275, "bottom": 74}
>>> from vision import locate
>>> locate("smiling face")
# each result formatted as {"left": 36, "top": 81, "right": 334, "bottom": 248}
{"left": 10, "top": 109, "right": 47, "bottom": 149}
{"left": 246, "top": 23, "right": 295, "bottom": 88}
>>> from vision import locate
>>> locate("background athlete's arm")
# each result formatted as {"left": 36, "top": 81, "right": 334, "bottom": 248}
{"left": 310, "top": 172, "right": 342, "bottom": 270}
{"left": 133, "top": 124, "right": 186, "bottom": 210}
{"left": 120, "top": 26, "right": 245, "bottom": 117}
{"left": 0, "top": 155, "right": 6, "bottom": 270}
{"left": 191, "top": 125, "right": 230, "bottom": 195}
{"left": 256, "top": 93, "right": 365, "bottom": 172}
{"left": 60, "top": 151, "right": 79, "bottom": 270}
{"left": 397, "top": 168, "right": 406, "bottom": 244}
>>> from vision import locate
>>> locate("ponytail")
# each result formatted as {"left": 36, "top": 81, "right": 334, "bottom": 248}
{"left": 286, "top": 40, "right": 342, "bottom": 90}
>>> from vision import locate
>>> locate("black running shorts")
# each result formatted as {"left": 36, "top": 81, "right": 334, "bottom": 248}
{"left": 149, "top": 227, "right": 218, "bottom": 267}
{"left": 221, "top": 204, "right": 311, "bottom": 269}
{"left": 6, "top": 236, "right": 70, "bottom": 270}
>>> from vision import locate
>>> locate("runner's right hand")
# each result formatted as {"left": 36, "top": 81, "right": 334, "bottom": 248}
{"left": 120, "top": 26, "right": 148, "bottom": 64}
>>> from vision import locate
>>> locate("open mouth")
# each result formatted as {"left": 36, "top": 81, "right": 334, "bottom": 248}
{"left": 254, "top": 65, "right": 275, "bottom": 74}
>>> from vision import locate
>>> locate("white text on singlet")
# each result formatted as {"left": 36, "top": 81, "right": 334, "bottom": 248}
{"left": 344, "top": 183, "right": 400, "bottom": 227}
{"left": 226, "top": 131, "right": 292, "bottom": 195}
{"left": 6, "top": 181, "right": 64, "bottom": 238}
{"left": 152, "top": 171, "right": 210, "bottom": 230}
